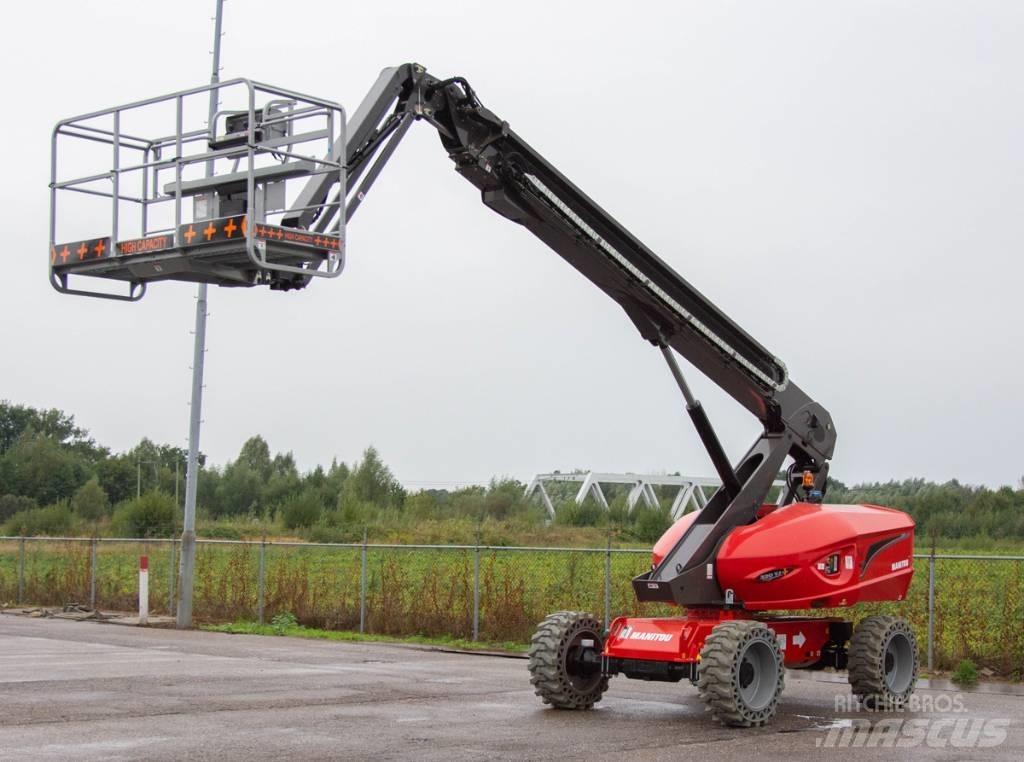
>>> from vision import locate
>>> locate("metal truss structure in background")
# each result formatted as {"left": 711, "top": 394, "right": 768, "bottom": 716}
{"left": 523, "top": 472, "right": 785, "bottom": 521}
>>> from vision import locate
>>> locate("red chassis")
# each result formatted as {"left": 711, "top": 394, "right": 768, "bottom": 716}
{"left": 602, "top": 501, "right": 915, "bottom": 680}
{"left": 604, "top": 611, "right": 842, "bottom": 680}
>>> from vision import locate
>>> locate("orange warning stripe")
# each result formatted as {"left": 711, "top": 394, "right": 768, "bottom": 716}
{"left": 51, "top": 238, "right": 111, "bottom": 267}
{"left": 176, "top": 216, "right": 342, "bottom": 253}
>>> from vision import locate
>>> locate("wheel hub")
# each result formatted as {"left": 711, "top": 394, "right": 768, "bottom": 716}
{"left": 739, "top": 660, "right": 755, "bottom": 689}
{"left": 736, "top": 638, "right": 779, "bottom": 711}
{"left": 564, "top": 629, "right": 603, "bottom": 692}
{"left": 883, "top": 631, "right": 914, "bottom": 694}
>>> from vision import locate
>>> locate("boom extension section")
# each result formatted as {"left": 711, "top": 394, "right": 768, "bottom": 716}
{"left": 292, "top": 63, "right": 837, "bottom": 607}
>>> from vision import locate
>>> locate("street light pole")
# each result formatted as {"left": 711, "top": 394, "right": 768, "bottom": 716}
{"left": 177, "top": 0, "right": 225, "bottom": 630}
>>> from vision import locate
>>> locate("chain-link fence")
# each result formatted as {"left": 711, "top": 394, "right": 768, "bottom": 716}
{"left": 0, "top": 537, "right": 1020, "bottom": 676}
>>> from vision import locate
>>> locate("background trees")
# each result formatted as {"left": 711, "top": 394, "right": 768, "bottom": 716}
{"left": 1, "top": 399, "right": 1022, "bottom": 545}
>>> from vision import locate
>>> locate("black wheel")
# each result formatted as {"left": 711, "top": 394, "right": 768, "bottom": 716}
{"left": 848, "top": 615, "right": 918, "bottom": 710}
{"left": 697, "top": 620, "right": 785, "bottom": 727}
{"left": 528, "top": 611, "right": 609, "bottom": 710}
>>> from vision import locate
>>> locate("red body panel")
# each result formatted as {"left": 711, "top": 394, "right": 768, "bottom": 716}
{"left": 610, "top": 503, "right": 915, "bottom": 670}
{"left": 652, "top": 503, "right": 914, "bottom": 611}
{"left": 716, "top": 503, "right": 915, "bottom": 610}
{"left": 603, "top": 611, "right": 839, "bottom": 668}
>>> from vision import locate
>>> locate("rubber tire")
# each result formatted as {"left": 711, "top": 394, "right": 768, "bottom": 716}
{"left": 848, "top": 615, "right": 919, "bottom": 710}
{"left": 528, "top": 611, "right": 609, "bottom": 710}
{"left": 697, "top": 620, "right": 785, "bottom": 727}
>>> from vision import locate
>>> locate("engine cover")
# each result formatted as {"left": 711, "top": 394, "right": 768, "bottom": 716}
{"left": 713, "top": 502, "right": 915, "bottom": 610}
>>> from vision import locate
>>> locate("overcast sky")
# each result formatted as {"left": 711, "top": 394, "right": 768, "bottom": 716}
{"left": 3, "top": 1, "right": 1022, "bottom": 489}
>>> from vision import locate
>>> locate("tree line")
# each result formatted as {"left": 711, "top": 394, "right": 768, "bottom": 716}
{"left": 1, "top": 400, "right": 1022, "bottom": 545}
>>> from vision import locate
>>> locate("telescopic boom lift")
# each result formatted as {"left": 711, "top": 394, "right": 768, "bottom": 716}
{"left": 49, "top": 63, "right": 918, "bottom": 726}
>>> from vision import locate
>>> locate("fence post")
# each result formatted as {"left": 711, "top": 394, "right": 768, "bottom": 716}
{"left": 927, "top": 547, "right": 936, "bottom": 672}
{"left": 168, "top": 540, "right": 176, "bottom": 615}
{"left": 604, "top": 536, "right": 612, "bottom": 632}
{"left": 89, "top": 538, "right": 97, "bottom": 610}
{"left": 257, "top": 536, "right": 266, "bottom": 625}
{"left": 17, "top": 538, "right": 25, "bottom": 605}
{"left": 138, "top": 555, "right": 149, "bottom": 626}
{"left": 359, "top": 529, "right": 367, "bottom": 634}
{"left": 472, "top": 542, "right": 481, "bottom": 642}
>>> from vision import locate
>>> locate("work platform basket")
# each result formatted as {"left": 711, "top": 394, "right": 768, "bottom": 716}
{"left": 49, "top": 79, "right": 347, "bottom": 300}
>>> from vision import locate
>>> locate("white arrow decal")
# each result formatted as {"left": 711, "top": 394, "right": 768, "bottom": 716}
{"left": 793, "top": 631, "right": 806, "bottom": 648}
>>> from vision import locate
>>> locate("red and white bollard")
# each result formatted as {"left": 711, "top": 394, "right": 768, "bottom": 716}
{"left": 139, "top": 555, "right": 149, "bottom": 625}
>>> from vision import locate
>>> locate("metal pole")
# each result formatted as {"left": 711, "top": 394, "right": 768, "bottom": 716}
{"left": 472, "top": 544, "right": 480, "bottom": 642}
{"left": 178, "top": 0, "right": 224, "bottom": 630}
{"left": 257, "top": 537, "right": 266, "bottom": 625}
{"left": 17, "top": 538, "right": 25, "bottom": 605}
{"left": 90, "top": 538, "right": 97, "bottom": 610}
{"left": 136, "top": 458, "right": 141, "bottom": 499}
{"left": 170, "top": 463, "right": 179, "bottom": 615}
{"left": 168, "top": 540, "right": 176, "bottom": 614}
{"left": 604, "top": 536, "right": 612, "bottom": 631}
{"left": 359, "top": 529, "right": 367, "bottom": 634}
{"left": 927, "top": 549, "right": 936, "bottom": 672}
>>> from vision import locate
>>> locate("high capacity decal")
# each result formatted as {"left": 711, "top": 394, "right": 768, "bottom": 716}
{"left": 117, "top": 234, "right": 175, "bottom": 256}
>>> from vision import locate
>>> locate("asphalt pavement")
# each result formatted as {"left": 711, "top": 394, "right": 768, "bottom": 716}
{"left": 0, "top": 615, "right": 1020, "bottom": 760}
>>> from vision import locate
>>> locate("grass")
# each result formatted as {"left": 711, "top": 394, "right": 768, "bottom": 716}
{"left": 1, "top": 538, "right": 1021, "bottom": 677}
{"left": 203, "top": 619, "right": 528, "bottom": 653}
{"left": 951, "top": 658, "right": 980, "bottom": 688}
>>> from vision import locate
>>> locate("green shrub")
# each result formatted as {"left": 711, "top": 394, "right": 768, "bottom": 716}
{"left": 554, "top": 499, "right": 606, "bottom": 527}
{"left": 0, "top": 494, "right": 36, "bottom": 522}
{"left": 606, "top": 495, "right": 630, "bottom": 526}
{"left": 305, "top": 522, "right": 360, "bottom": 544}
{"left": 406, "top": 491, "right": 438, "bottom": 520}
{"left": 952, "top": 659, "right": 979, "bottom": 687}
{"left": 282, "top": 490, "right": 323, "bottom": 530}
{"left": 271, "top": 611, "right": 298, "bottom": 635}
{"left": 335, "top": 494, "right": 376, "bottom": 527}
{"left": 630, "top": 505, "right": 673, "bottom": 543}
{"left": 71, "top": 477, "right": 110, "bottom": 520}
{"left": 112, "top": 491, "right": 176, "bottom": 537}
{"left": 2, "top": 501, "right": 74, "bottom": 536}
